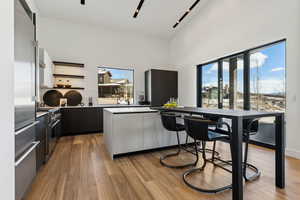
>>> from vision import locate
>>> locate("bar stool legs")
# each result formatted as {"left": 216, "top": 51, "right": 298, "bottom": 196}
{"left": 184, "top": 135, "right": 221, "bottom": 159}
{"left": 243, "top": 138, "right": 261, "bottom": 181}
{"left": 160, "top": 131, "right": 198, "bottom": 168}
{"left": 183, "top": 140, "right": 232, "bottom": 193}
{"left": 209, "top": 139, "right": 261, "bottom": 182}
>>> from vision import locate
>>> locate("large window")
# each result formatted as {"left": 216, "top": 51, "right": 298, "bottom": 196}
{"left": 201, "top": 62, "right": 218, "bottom": 108}
{"left": 221, "top": 55, "right": 244, "bottom": 110}
{"left": 197, "top": 40, "right": 286, "bottom": 112}
{"left": 98, "top": 67, "right": 134, "bottom": 104}
{"left": 197, "top": 40, "right": 286, "bottom": 147}
{"left": 250, "top": 42, "right": 286, "bottom": 112}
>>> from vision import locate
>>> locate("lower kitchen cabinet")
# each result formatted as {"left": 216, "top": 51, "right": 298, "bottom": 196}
{"left": 104, "top": 111, "right": 187, "bottom": 159}
{"left": 113, "top": 114, "right": 144, "bottom": 154}
{"left": 36, "top": 114, "right": 48, "bottom": 171}
{"left": 61, "top": 107, "right": 103, "bottom": 136}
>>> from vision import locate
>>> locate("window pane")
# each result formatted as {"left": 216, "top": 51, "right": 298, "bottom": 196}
{"left": 250, "top": 42, "right": 286, "bottom": 112}
{"left": 98, "top": 67, "right": 134, "bottom": 104}
{"left": 222, "top": 55, "right": 244, "bottom": 110}
{"left": 222, "top": 60, "right": 229, "bottom": 109}
{"left": 202, "top": 63, "right": 218, "bottom": 108}
{"left": 237, "top": 57, "right": 244, "bottom": 110}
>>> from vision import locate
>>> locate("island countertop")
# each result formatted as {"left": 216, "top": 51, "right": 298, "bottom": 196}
{"left": 104, "top": 107, "right": 158, "bottom": 114}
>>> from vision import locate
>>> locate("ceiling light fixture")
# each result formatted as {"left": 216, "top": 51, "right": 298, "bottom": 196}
{"left": 81, "top": 0, "right": 85, "bottom": 5}
{"left": 173, "top": 0, "right": 200, "bottom": 28}
{"left": 133, "top": 0, "right": 145, "bottom": 18}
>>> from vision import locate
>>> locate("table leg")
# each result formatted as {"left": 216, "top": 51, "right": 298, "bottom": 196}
{"left": 275, "top": 114, "right": 285, "bottom": 188}
{"left": 231, "top": 117, "right": 244, "bottom": 200}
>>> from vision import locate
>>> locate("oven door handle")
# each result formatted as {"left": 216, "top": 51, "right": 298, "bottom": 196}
{"left": 51, "top": 119, "right": 61, "bottom": 128}
{"left": 15, "top": 141, "right": 40, "bottom": 167}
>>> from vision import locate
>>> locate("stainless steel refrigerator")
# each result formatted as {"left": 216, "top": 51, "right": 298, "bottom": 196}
{"left": 14, "top": 1, "right": 39, "bottom": 200}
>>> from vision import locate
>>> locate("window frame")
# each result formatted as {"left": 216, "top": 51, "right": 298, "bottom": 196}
{"left": 197, "top": 39, "right": 286, "bottom": 111}
{"left": 97, "top": 66, "right": 135, "bottom": 104}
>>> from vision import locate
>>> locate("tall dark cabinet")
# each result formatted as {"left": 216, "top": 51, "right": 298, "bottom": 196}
{"left": 145, "top": 69, "right": 178, "bottom": 106}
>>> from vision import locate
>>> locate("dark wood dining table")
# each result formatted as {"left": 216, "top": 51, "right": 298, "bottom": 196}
{"left": 152, "top": 107, "right": 285, "bottom": 200}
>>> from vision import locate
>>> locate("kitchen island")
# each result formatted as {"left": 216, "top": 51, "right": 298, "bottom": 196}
{"left": 103, "top": 107, "right": 188, "bottom": 159}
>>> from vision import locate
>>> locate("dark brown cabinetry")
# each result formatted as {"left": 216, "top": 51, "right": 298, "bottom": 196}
{"left": 61, "top": 107, "right": 103, "bottom": 136}
{"left": 145, "top": 69, "right": 178, "bottom": 106}
{"left": 60, "top": 106, "right": 147, "bottom": 136}
{"left": 36, "top": 114, "right": 48, "bottom": 171}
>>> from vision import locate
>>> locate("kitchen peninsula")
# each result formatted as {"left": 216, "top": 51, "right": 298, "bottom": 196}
{"left": 103, "top": 107, "right": 187, "bottom": 159}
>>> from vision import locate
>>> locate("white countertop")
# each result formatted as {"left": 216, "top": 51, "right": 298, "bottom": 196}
{"left": 104, "top": 107, "right": 158, "bottom": 114}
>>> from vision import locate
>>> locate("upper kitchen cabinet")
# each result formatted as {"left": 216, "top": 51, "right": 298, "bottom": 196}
{"left": 145, "top": 69, "right": 178, "bottom": 106}
{"left": 39, "top": 48, "right": 54, "bottom": 88}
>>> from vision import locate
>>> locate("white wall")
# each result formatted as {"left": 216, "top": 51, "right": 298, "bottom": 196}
{"left": 169, "top": 0, "right": 300, "bottom": 157}
{"left": 37, "top": 17, "right": 170, "bottom": 104}
{"left": 0, "top": 0, "right": 15, "bottom": 199}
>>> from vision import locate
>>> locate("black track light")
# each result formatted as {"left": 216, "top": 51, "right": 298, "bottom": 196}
{"left": 133, "top": 0, "right": 145, "bottom": 18}
{"left": 173, "top": 0, "right": 200, "bottom": 28}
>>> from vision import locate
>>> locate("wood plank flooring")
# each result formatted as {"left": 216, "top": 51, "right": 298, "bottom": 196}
{"left": 25, "top": 134, "right": 300, "bottom": 200}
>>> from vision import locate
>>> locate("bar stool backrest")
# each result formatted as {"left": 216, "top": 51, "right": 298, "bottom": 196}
{"left": 184, "top": 116, "right": 216, "bottom": 141}
{"left": 243, "top": 119, "right": 259, "bottom": 134}
{"left": 160, "top": 112, "right": 179, "bottom": 132}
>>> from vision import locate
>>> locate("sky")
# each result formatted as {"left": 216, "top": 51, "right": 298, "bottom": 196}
{"left": 202, "top": 41, "right": 286, "bottom": 94}
{"left": 98, "top": 67, "right": 134, "bottom": 82}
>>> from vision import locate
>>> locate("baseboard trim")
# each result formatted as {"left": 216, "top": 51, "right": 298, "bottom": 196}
{"left": 249, "top": 139, "right": 275, "bottom": 150}
{"left": 286, "top": 149, "right": 300, "bottom": 160}
{"left": 113, "top": 143, "right": 194, "bottom": 159}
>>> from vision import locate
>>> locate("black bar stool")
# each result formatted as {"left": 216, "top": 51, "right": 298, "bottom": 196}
{"left": 182, "top": 116, "right": 232, "bottom": 193}
{"left": 211, "top": 118, "right": 261, "bottom": 182}
{"left": 242, "top": 119, "right": 261, "bottom": 181}
{"left": 160, "top": 112, "right": 198, "bottom": 168}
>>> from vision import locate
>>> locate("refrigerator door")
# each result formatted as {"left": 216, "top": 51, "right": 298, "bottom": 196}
{"left": 15, "top": 121, "right": 39, "bottom": 159}
{"left": 14, "top": 0, "right": 36, "bottom": 130}
{"left": 15, "top": 141, "right": 40, "bottom": 200}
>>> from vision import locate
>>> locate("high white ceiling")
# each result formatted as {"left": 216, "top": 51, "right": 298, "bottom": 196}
{"left": 35, "top": 0, "right": 203, "bottom": 39}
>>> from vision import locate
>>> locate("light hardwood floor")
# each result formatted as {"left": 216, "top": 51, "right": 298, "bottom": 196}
{"left": 25, "top": 134, "right": 300, "bottom": 200}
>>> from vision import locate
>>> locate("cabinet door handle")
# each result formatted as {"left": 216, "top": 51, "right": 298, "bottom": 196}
{"left": 15, "top": 141, "right": 40, "bottom": 167}
{"left": 15, "top": 121, "right": 40, "bottom": 136}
